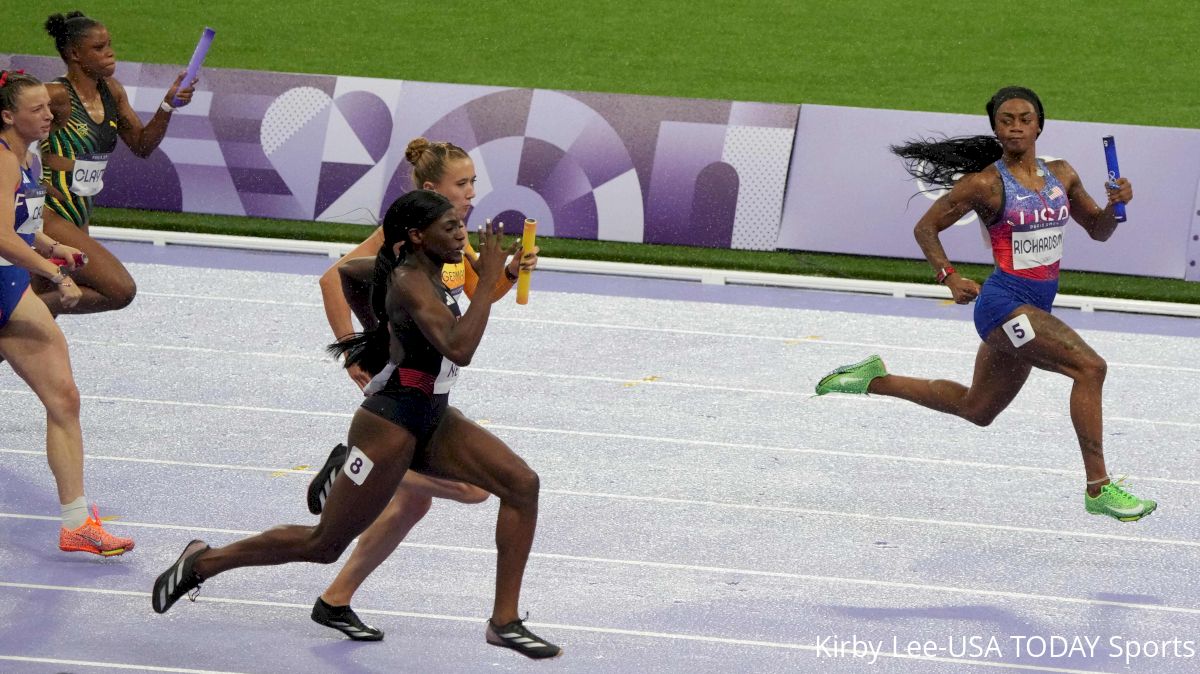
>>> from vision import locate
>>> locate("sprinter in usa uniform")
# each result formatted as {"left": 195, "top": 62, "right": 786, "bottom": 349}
{"left": 815, "top": 86, "right": 1155, "bottom": 522}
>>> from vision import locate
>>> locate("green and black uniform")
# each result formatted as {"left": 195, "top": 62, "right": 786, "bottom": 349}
{"left": 42, "top": 77, "right": 120, "bottom": 227}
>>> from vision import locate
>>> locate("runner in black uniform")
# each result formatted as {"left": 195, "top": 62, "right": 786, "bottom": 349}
{"left": 151, "top": 190, "right": 560, "bottom": 659}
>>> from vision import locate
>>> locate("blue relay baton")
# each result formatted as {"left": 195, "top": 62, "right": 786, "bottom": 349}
{"left": 173, "top": 27, "right": 215, "bottom": 108}
{"left": 1101, "top": 135, "right": 1126, "bottom": 222}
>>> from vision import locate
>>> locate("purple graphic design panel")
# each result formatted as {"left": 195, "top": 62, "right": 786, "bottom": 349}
{"left": 2, "top": 54, "right": 795, "bottom": 249}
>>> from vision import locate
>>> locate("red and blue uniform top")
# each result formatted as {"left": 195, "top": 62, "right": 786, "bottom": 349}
{"left": 2, "top": 140, "right": 45, "bottom": 258}
{"left": 987, "top": 158, "right": 1070, "bottom": 281}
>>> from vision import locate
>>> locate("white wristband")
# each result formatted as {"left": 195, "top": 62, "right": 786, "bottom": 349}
{"left": 159, "top": 100, "right": 176, "bottom": 113}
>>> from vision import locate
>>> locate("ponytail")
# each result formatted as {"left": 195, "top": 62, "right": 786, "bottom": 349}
{"left": 890, "top": 135, "right": 1002, "bottom": 190}
{"left": 325, "top": 244, "right": 404, "bottom": 374}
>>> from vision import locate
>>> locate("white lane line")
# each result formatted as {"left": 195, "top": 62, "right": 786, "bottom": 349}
{"left": 132, "top": 291, "right": 1197, "bottom": 373}
{"left": 138, "top": 291, "right": 323, "bottom": 308}
{"left": 0, "top": 448, "right": 313, "bottom": 475}
{"left": 59, "top": 341, "right": 1200, "bottom": 420}
{"left": 0, "top": 389, "right": 352, "bottom": 419}
{"left": 1, "top": 516, "right": 1196, "bottom": 617}
{"left": 67, "top": 340, "right": 797, "bottom": 396}
{"left": 71, "top": 339, "right": 326, "bottom": 362}
{"left": 0, "top": 582, "right": 1163, "bottom": 672}
{"left": 0, "top": 654, "right": 246, "bottom": 673}
{"left": 2, "top": 390, "right": 1196, "bottom": 486}
{"left": 2, "top": 450, "right": 1195, "bottom": 548}
{"left": 487, "top": 424, "right": 1200, "bottom": 487}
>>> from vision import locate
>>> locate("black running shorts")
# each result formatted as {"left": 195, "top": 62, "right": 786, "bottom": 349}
{"left": 359, "top": 388, "right": 449, "bottom": 472}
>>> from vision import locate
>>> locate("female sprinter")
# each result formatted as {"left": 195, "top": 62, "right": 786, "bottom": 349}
{"left": 815, "top": 86, "right": 1155, "bottom": 522}
{"left": 152, "top": 190, "right": 560, "bottom": 659}
{"left": 0, "top": 70, "right": 134, "bottom": 555}
{"left": 36, "top": 11, "right": 196, "bottom": 314}
{"left": 305, "top": 137, "right": 535, "bottom": 641}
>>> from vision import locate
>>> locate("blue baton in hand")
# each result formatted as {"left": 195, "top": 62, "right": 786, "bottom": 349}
{"left": 1101, "top": 135, "right": 1126, "bottom": 222}
{"left": 173, "top": 27, "right": 215, "bottom": 107}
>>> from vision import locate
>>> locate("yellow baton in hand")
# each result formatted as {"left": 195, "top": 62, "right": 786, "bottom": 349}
{"left": 517, "top": 218, "right": 537, "bottom": 305}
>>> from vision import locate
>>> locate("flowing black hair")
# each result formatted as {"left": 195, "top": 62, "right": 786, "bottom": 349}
{"left": 891, "top": 85, "right": 1045, "bottom": 190}
{"left": 45, "top": 11, "right": 102, "bottom": 58}
{"left": 890, "top": 134, "right": 1003, "bottom": 190}
{"left": 326, "top": 190, "right": 454, "bottom": 372}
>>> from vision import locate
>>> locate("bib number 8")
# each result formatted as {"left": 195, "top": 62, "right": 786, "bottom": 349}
{"left": 342, "top": 447, "right": 374, "bottom": 486}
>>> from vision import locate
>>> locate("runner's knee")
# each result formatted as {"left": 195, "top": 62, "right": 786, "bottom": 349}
{"left": 1075, "top": 353, "right": 1107, "bottom": 385}
{"left": 304, "top": 529, "right": 352, "bottom": 564}
{"left": 105, "top": 276, "right": 137, "bottom": 309}
{"left": 385, "top": 490, "right": 433, "bottom": 523}
{"left": 498, "top": 467, "right": 539, "bottom": 508}
{"left": 43, "top": 377, "right": 81, "bottom": 421}
{"left": 962, "top": 406, "right": 1001, "bottom": 427}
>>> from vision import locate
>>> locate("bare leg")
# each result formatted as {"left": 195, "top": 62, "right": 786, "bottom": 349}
{"left": 869, "top": 340, "right": 1032, "bottom": 427}
{"left": 422, "top": 408, "right": 540, "bottom": 625}
{"left": 321, "top": 471, "right": 488, "bottom": 605}
{"left": 871, "top": 305, "right": 1111, "bottom": 493}
{"left": 34, "top": 213, "right": 136, "bottom": 315}
{"left": 0, "top": 289, "right": 85, "bottom": 504}
{"left": 984, "top": 308, "right": 1111, "bottom": 494}
{"left": 320, "top": 487, "right": 431, "bottom": 605}
{"left": 192, "top": 410, "right": 416, "bottom": 579}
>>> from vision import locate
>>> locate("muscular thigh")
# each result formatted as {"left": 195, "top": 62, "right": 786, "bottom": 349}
{"left": 964, "top": 337, "right": 1033, "bottom": 417}
{"left": 421, "top": 407, "right": 534, "bottom": 496}
{"left": 315, "top": 409, "right": 419, "bottom": 540}
{"left": 35, "top": 210, "right": 134, "bottom": 294}
{"left": 0, "top": 290, "right": 74, "bottom": 394}
{"left": 984, "top": 305, "right": 1099, "bottom": 378}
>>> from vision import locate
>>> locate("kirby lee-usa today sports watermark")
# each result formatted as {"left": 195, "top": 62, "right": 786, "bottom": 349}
{"left": 813, "top": 634, "right": 1196, "bottom": 666}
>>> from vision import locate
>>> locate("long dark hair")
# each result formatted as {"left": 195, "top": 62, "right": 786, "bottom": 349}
{"left": 890, "top": 134, "right": 1003, "bottom": 189}
{"left": 326, "top": 190, "right": 454, "bottom": 372}
{"left": 890, "top": 86, "right": 1045, "bottom": 190}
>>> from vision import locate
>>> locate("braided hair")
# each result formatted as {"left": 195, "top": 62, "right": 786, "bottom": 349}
{"left": 890, "top": 86, "right": 1045, "bottom": 190}
{"left": 326, "top": 190, "right": 455, "bottom": 372}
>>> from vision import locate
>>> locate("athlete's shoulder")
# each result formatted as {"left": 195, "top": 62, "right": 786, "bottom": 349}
{"left": 45, "top": 81, "right": 71, "bottom": 112}
{"left": 956, "top": 166, "right": 999, "bottom": 196}
{"left": 0, "top": 150, "right": 20, "bottom": 191}
{"left": 44, "top": 79, "right": 69, "bottom": 97}
{"left": 1045, "top": 158, "right": 1076, "bottom": 173}
{"left": 1045, "top": 158, "right": 1080, "bottom": 186}
{"left": 103, "top": 77, "right": 129, "bottom": 102}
